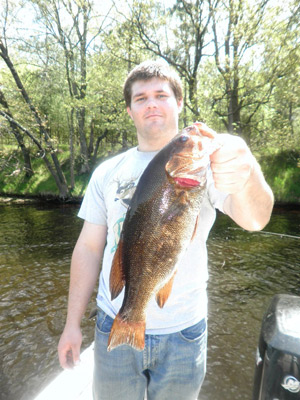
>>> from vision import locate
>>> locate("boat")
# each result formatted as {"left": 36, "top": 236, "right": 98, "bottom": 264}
{"left": 33, "top": 343, "right": 94, "bottom": 400}
{"left": 252, "top": 294, "right": 300, "bottom": 399}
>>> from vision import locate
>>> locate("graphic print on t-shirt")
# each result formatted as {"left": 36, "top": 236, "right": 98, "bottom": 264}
{"left": 110, "top": 177, "right": 140, "bottom": 253}
{"left": 114, "top": 179, "right": 137, "bottom": 208}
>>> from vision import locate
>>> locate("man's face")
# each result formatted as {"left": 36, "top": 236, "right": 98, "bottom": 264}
{"left": 127, "top": 78, "right": 183, "bottom": 150}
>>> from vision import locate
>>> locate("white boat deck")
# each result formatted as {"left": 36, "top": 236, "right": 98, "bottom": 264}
{"left": 33, "top": 343, "right": 196, "bottom": 400}
{"left": 34, "top": 343, "right": 94, "bottom": 400}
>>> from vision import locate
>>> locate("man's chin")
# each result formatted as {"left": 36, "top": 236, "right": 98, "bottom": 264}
{"left": 147, "top": 126, "right": 177, "bottom": 142}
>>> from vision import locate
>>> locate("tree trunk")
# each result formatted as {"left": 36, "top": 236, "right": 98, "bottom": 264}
{"left": 0, "top": 88, "right": 33, "bottom": 177}
{"left": 69, "top": 108, "right": 75, "bottom": 190}
{"left": 91, "top": 130, "right": 109, "bottom": 167}
{"left": 0, "top": 110, "right": 69, "bottom": 197}
{"left": 77, "top": 107, "right": 89, "bottom": 173}
{"left": 88, "top": 119, "right": 95, "bottom": 158}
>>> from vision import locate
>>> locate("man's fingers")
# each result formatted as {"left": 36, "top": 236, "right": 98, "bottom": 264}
{"left": 58, "top": 346, "right": 72, "bottom": 369}
{"left": 70, "top": 346, "right": 81, "bottom": 366}
{"left": 58, "top": 327, "right": 82, "bottom": 369}
{"left": 210, "top": 134, "right": 247, "bottom": 164}
{"left": 58, "top": 346, "right": 81, "bottom": 369}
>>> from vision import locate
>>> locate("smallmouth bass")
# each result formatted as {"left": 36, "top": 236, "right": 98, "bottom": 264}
{"left": 108, "top": 122, "right": 220, "bottom": 351}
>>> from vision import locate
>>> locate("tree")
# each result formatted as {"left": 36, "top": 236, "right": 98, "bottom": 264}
{"left": 254, "top": 0, "right": 300, "bottom": 149}
{"left": 211, "top": 0, "right": 300, "bottom": 145}
{"left": 116, "top": 0, "right": 219, "bottom": 121}
{"left": 0, "top": 87, "right": 33, "bottom": 177}
{"left": 0, "top": 30, "right": 69, "bottom": 196}
{"left": 31, "top": 0, "right": 89, "bottom": 175}
{"left": 211, "top": 0, "right": 271, "bottom": 138}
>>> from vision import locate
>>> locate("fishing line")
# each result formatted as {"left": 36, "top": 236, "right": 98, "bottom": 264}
{"left": 228, "top": 227, "right": 300, "bottom": 240}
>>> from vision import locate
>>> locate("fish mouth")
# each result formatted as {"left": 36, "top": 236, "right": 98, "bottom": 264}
{"left": 173, "top": 177, "right": 204, "bottom": 187}
{"left": 166, "top": 153, "right": 209, "bottom": 188}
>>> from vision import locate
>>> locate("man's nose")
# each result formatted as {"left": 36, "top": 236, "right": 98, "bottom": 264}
{"left": 146, "top": 97, "right": 158, "bottom": 108}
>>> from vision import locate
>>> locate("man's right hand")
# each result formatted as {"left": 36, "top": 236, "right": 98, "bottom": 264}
{"left": 58, "top": 326, "right": 82, "bottom": 369}
{"left": 57, "top": 222, "right": 107, "bottom": 369}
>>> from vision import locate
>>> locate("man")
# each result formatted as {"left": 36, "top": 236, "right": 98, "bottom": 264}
{"left": 58, "top": 60, "right": 274, "bottom": 400}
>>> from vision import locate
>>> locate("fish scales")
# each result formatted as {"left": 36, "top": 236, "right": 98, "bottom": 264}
{"left": 107, "top": 122, "right": 219, "bottom": 352}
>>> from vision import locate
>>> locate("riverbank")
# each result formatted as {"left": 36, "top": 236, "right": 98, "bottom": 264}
{"left": 1, "top": 147, "right": 299, "bottom": 205}
{"left": 1, "top": 194, "right": 299, "bottom": 212}
{"left": 0, "top": 193, "right": 82, "bottom": 205}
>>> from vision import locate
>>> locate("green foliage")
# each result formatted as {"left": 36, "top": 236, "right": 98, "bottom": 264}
{"left": 0, "top": 144, "right": 118, "bottom": 197}
{"left": 0, "top": 147, "right": 66, "bottom": 195}
{"left": 259, "top": 150, "right": 300, "bottom": 203}
{"left": 0, "top": 0, "right": 299, "bottom": 201}
{"left": 86, "top": 53, "right": 137, "bottom": 146}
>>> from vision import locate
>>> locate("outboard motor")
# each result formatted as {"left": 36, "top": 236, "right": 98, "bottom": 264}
{"left": 253, "top": 294, "right": 300, "bottom": 399}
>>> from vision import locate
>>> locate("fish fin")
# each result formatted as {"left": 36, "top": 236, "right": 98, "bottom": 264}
{"left": 109, "top": 239, "right": 125, "bottom": 300}
{"left": 155, "top": 272, "right": 176, "bottom": 308}
{"left": 191, "top": 216, "right": 199, "bottom": 241}
{"left": 107, "top": 313, "right": 145, "bottom": 352}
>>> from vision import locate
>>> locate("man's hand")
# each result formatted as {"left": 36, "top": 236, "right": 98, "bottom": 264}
{"left": 209, "top": 132, "right": 273, "bottom": 231}
{"left": 57, "top": 222, "right": 107, "bottom": 369}
{"left": 58, "top": 326, "right": 82, "bottom": 369}
{"left": 210, "top": 134, "right": 254, "bottom": 194}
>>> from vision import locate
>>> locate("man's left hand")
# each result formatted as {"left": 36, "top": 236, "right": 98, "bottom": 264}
{"left": 210, "top": 134, "right": 255, "bottom": 194}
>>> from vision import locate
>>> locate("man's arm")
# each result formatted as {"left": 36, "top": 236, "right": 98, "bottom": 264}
{"left": 58, "top": 221, "right": 107, "bottom": 369}
{"left": 210, "top": 134, "right": 274, "bottom": 231}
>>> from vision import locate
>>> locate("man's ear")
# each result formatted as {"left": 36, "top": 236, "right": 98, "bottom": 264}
{"left": 127, "top": 106, "right": 133, "bottom": 120}
{"left": 178, "top": 98, "right": 183, "bottom": 113}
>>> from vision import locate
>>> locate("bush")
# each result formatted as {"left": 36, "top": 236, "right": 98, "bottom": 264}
{"left": 259, "top": 150, "right": 300, "bottom": 203}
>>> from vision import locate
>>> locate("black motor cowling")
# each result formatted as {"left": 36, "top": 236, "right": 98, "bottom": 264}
{"left": 253, "top": 294, "right": 300, "bottom": 399}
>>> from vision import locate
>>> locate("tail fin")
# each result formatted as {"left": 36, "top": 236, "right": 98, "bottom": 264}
{"left": 107, "top": 313, "right": 146, "bottom": 352}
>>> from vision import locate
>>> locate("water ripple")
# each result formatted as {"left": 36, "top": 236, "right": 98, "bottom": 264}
{"left": 0, "top": 205, "right": 299, "bottom": 400}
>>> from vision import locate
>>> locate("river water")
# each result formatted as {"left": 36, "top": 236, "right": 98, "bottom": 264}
{"left": 0, "top": 202, "right": 299, "bottom": 400}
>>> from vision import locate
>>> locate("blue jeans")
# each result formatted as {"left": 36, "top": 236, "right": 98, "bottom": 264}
{"left": 93, "top": 308, "right": 207, "bottom": 400}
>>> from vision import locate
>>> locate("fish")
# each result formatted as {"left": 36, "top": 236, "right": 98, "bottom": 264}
{"left": 107, "top": 122, "right": 220, "bottom": 352}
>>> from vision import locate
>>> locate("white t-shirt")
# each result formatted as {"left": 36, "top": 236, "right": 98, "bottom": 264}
{"left": 78, "top": 147, "right": 227, "bottom": 334}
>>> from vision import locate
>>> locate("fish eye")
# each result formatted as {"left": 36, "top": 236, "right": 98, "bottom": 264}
{"left": 179, "top": 134, "right": 189, "bottom": 143}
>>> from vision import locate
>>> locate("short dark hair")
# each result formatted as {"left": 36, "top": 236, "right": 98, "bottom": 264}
{"left": 123, "top": 60, "right": 183, "bottom": 108}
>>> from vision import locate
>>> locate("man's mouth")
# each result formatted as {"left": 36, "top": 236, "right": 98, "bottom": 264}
{"left": 145, "top": 114, "right": 162, "bottom": 119}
